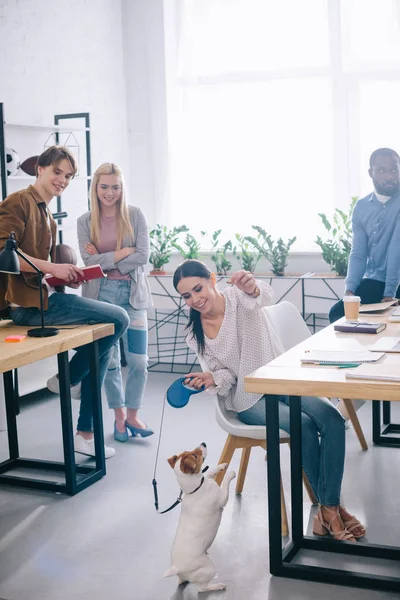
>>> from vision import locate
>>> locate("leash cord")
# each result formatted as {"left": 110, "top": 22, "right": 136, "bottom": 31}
{"left": 152, "top": 392, "right": 210, "bottom": 514}
{"left": 153, "top": 392, "right": 183, "bottom": 514}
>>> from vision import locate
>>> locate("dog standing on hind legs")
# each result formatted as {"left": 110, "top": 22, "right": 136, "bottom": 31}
{"left": 164, "top": 442, "right": 236, "bottom": 593}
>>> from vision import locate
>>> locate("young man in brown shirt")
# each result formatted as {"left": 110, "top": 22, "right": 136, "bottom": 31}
{"left": 0, "top": 146, "right": 129, "bottom": 457}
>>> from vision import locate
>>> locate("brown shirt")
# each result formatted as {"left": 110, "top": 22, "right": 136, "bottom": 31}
{"left": 0, "top": 185, "right": 57, "bottom": 310}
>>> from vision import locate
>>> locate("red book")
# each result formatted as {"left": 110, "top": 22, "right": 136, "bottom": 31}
{"left": 44, "top": 264, "right": 106, "bottom": 287}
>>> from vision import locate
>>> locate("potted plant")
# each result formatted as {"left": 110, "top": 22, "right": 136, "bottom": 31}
{"left": 172, "top": 232, "right": 202, "bottom": 260}
{"left": 149, "top": 224, "right": 188, "bottom": 274}
{"left": 314, "top": 197, "right": 358, "bottom": 277}
{"left": 207, "top": 229, "right": 234, "bottom": 276}
{"left": 234, "top": 233, "right": 261, "bottom": 273}
{"left": 245, "top": 226, "right": 296, "bottom": 276}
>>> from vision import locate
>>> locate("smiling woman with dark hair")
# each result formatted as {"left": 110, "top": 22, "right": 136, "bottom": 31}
{"left": 174, "top": 259, "right": 366, "bottom": 543}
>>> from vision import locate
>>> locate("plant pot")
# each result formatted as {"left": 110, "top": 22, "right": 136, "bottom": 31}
{"left": 150, "top": 269, "right": 167, "bottom": 276}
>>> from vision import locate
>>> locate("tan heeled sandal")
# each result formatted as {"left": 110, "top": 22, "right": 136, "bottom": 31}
{"left": 342, "top": 515, "right": 366, "bottom": 539}
{"left": 313, "top": 507, "right": 356, "bottom": 542}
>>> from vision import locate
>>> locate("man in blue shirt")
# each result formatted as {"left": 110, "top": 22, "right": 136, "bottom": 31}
{"left": 329, "top": 148, "right": 400, "bottom": 323}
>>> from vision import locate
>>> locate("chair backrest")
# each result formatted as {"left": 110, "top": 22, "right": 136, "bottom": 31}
{"left": 214, "top": 301, "right": 306, "bottom": 441}
{"left": 265, "top": 301, "right": 311, "bottom": 351}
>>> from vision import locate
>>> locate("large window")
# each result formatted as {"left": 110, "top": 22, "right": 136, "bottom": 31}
{"left": 165, "top": 0, "right": 400, "bottom": 249}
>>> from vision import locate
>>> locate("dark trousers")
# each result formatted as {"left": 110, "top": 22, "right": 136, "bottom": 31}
{"left": 329, "top": 278, "right": 400, "bottom": 323}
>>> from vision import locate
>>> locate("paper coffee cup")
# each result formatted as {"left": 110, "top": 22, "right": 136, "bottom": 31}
{"left": 343, "top": 295, "right": 361, "bottom": 321}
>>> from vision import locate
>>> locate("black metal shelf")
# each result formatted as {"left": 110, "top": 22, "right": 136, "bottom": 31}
{"left": 0, "top": 104, "right": 92, "bottom": 244}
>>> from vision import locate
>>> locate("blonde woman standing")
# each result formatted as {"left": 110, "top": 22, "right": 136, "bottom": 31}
{"left": 77, "top": 163, "right": 153, "bottom": 442}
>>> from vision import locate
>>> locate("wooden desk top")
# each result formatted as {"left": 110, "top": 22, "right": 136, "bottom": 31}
{"left": 0, "top": 321, "right": 114, "bottom": 374}
{"left": 244, "top": 313, "right": 400, "bottom": 402}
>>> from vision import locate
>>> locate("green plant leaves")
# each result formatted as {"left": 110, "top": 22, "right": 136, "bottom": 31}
{"left": 314, "top": 197, "right": 358, "bottom": 276}
{"left": 245, "top": 228, "right": 296, "bottom": 276}
{"left": 149, "top": 224, "right": 189, "bottom": 269}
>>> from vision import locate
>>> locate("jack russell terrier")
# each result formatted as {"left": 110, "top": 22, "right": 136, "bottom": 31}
{"left": 164, "top": 442, "right": 236, "bottom": 593}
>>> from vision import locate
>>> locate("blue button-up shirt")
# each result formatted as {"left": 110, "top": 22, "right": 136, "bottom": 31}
{"left": 345, "top": 192, "right": 400, "bottom": 297}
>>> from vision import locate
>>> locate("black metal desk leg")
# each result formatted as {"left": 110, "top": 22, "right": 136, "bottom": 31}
{"left": 3, "top": 370, "right": 19, "bottom": 459}
{"left": 13, "top": 369, "right": 20, "bottom": 415}
{"left": 265, "top": 394, "right": 283, "bottom": 575}
{"left": 58, "top": 351, "right": 77, "bottom": 495}
{"left": 289, "top": 395, "right": 303, "bottom": 545}
{"left": 372, "top": 400, "right": 381, "bottom": 445}
{"left": 382, "top": 401, "right": 391, "bottom": 425}
{"left": 89, "top": 340, "right": 106, "bottom": 474}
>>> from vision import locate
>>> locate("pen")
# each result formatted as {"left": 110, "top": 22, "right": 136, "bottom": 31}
{"left": 307, "top": 362, "right": 361, "bottom": 367}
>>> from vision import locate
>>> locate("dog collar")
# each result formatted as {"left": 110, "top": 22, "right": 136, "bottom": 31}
{"left": 189, "top": 476, "right": 204, "bottom": 495}
{"left": 152, "top": 466, "right": 209, "bottom": 514}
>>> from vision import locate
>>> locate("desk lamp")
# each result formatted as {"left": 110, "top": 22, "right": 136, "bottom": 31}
{"left": 0, "top": 232, "right": 59, "bottom": 337}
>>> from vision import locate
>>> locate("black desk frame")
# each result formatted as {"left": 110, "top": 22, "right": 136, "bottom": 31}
{"left": 0, "top": 340, "right": 106, "bottom": 495}
{"left": 266, "top": 395, "right": 400, "bottom": 592}
{"left": 372, "top": 400, "right": 400, "bottom": 447}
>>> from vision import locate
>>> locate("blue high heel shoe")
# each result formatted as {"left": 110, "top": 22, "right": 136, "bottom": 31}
{"left": 125, "top": 421, "right": 154, "bottom": 438}
{"left": 114, "top": 421, "right": 129, "bottom": 443}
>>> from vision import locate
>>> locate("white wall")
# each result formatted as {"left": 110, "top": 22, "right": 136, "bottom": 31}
{"left": 0, "top": 0, "right": 130, "bottom": 253}
{"left": 122, "top": 0, "right": 169, "bottom": 223}
{"left": 0, "top": 0, "right": 331, "bottom": 274}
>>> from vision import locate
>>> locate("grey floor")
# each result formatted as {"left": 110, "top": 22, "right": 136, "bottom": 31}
{"left": 0, "top": 371, "right": 400, "bottom": 600}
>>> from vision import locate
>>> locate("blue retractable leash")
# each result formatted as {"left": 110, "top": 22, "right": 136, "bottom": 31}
{"left": 152, "top": 377, "right": 206, "bottom": 514}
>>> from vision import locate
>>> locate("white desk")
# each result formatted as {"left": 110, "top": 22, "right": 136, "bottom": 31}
{"left": 244, "top": 313, "right": 400, "bottom": 592}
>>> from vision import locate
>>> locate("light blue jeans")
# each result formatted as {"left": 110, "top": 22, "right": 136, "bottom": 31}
{"left": 10, "top": 293, "right": 130, "bottom": 432}
{"left": 238, "top": 394, "right": 345, "bottom": 506}
{"left": 98, "top": 279, "right": 148, "bottom": 410}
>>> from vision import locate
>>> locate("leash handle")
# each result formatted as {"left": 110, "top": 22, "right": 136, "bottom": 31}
{"left": 153, "top": 477, "right": 183, "bottom": 514}
{"left": 152, "top": 478, "right": 159, "bottom": 511}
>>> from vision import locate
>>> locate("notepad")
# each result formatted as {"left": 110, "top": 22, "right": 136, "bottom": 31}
{"left": 369, "top": 336, "right": 400, "bottom": 353}
{"left": 345, "top": 364, "right": 400, "bottom": 382}
{"left": 300, "top": 350, "right": 385, "bottom": 365}
{"left": 359, "top": 300, "right": 398, "bottom": 314}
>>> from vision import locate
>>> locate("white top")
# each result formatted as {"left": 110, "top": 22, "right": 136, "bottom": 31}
{"left": 186, "top": 280, "right": 284, "bottom": 412}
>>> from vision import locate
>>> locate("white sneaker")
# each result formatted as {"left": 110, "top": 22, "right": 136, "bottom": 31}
{"left": 74, "top": 434, "right": 116, "bottom": 459}
{"left": 47, "top": 374, "right": 81, "bottom": 399}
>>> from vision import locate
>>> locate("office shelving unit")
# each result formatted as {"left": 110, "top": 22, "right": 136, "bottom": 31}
{"left": 0, "top": 104, "right": 92, "bottom": 243}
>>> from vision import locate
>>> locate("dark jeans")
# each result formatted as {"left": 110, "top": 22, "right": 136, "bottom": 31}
{"left": 10, "top": 293, "right": 130, "bottom": 431}
{"left": 329, "top": 279, "right": 400, "bottom": 323}
{"left": 238, "top": 394, "right": 345, "bottom": 506}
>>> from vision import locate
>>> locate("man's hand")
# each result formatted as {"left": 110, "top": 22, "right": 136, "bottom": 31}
{"left": 228, "top": 270, "right": 257, "bottom": 295}
{"left": 48, "top": 263, "right": 84, "bottom": 283}
{"left": 84, "top": 243, "right": 98, "bottom": 256}
{"left": 344, "top": 290, "right": 355, "bottom": 296}
{"left": 382, "top": 296, "right": 398, "bottom": 304}
{"left": 67, "top": 282, "right": 82, "bottom": 289}
{"left": 183, "top": 372, "right": 215, "bottom": 390}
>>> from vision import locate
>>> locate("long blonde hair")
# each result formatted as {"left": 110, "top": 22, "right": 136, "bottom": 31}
{"left": 89, "top": 163, "right": 133, "bottom": 250}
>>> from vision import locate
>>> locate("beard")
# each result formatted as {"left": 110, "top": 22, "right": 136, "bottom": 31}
{"left": 374, "top": 181, "right": 400, "bottom": 196}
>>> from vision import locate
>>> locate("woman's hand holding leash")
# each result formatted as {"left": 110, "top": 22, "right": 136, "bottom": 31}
{"left": 184, "top": 372, "right": 215, "bottom": 390}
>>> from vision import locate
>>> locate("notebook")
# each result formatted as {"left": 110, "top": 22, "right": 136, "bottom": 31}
{"left": 300, "top": 350, "right": 385, "bottom": 365}
{"left": 334, "top": 322, "right": 386, "bottom": 334}
{"left": 368, "top": 336, "right": 400, "bottom": 353}
{"left": 345, "top": 364, "right": 400, "bottom": 382}
{"left": 359, "top": 300, "right": 398, "bottom": 314}
{"left": 44, "top": 264, "right": 106, "bottom": 287}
